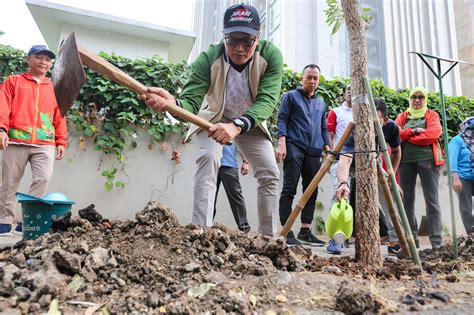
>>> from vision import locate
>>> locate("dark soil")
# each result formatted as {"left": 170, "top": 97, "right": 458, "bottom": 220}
{"left": 0, "top": 202, "right": 473, "bottom": 314}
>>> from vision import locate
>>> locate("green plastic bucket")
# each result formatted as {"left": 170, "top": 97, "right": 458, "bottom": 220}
{"left": 16, "top": 192, "right": 75, "bottom": 240}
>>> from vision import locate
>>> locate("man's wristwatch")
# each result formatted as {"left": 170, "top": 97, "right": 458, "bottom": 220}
{"left": 233, "top": 118, "right": 245, "bottom": 134}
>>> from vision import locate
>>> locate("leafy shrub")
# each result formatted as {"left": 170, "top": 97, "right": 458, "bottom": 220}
{"left": 1, "top": 44, "right": 472, "bottom": 189}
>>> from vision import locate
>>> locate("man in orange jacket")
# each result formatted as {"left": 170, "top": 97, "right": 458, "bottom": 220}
{"left": 0, "top": 45, "right": 67, "bottom": 235}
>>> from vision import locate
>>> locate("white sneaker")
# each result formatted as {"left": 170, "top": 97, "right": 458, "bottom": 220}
{"left": 12, "top": 223, "right": 22, "bottom": 236}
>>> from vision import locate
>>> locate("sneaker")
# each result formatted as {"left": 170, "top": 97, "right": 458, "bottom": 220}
{"left": 388, "top": 243, "right": 401, "bottom": 256}
{"left": 432, "top": 244, "right": 441, "bottom": 251}
{"left": 12, "top": 223, "right": 22, "bottom": 236}
{"left": 327, "top": 239, "right": 342, "bottom": 255}
{"left": 344, "top": 236, "right": 355, "bottom": 248}
{"left": 344, "top": 239, "right": 350, "bottom": 248}
{"left": 297, "top": 230, "right": 325, "bottom": 247}
{"left": 238, "top": 223, "right": 250, "bottom": 234}
{"left": 285, "top": 231, "right": 301, "bottom": 246}
{"left": 0, "top": 223, "right": 12, "bottom": 236}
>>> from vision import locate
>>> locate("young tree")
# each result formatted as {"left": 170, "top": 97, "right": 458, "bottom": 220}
{"left": 327, "top": 0, "right": 381, "bottom": 267}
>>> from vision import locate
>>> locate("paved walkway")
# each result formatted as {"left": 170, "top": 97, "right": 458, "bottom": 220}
{"left": 308, "top": 237, "right": 432, "bottom": 259}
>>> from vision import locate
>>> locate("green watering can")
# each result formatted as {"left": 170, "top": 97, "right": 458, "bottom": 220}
{"left": 325, "top": 198, "right": 353, "bottom": 245}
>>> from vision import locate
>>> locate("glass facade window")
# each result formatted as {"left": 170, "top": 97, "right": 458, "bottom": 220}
{"left": 369, "top": 68, "right": 382, "bottom": 79}
{"left": 268, "top": 0, "right": 280, "bottom": 32}
{"left": 260, "top": 17, "right": 268, "bottom": 39}
{"left": 268, "top": 26, "right": 281, "bottom": 47}
{"left": 253, "top": 0, "right": 267, "bottom": 15}
{"left": 365, "top": 11, "right": 379, "bottom": 38}
{"left": 367, "top": 37, "right": 381, "bottom": 67}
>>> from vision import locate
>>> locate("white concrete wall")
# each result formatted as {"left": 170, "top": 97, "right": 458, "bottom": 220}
{"left": 2, "top": 128, "right": 469, "bottom": 236}
{"left": 59, "top": 25, "right": 169, "bottom": 60}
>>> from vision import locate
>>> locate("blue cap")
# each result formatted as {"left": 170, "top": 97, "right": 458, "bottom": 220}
{"left": 28, "top": 45, "right": 55, "bottom": 59}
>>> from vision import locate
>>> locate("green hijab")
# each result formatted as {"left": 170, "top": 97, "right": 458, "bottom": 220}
{"left": 407, "top": 86, "right": 428, "bottom": 119}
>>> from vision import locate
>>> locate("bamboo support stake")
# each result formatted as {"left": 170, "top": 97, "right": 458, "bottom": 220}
{"left": 377, "top": 162, "right": 410, "bottom": 257}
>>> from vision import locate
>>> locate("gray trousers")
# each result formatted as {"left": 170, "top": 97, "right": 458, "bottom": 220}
{"left": 214, "top": 166, "right": 249, "bottom": 228}
{"left": 457, "top": 177, "right": 473, "bottom": 235}
{"left": 399, "top": 160, "right": 442, "bottom": 246}
{"left": 192, "top": 128, "right": 279, "bottom": 235}
{"left": 0, "top": 144, "right": 55, "bottom": 224}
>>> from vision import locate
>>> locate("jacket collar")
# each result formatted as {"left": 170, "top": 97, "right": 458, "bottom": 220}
{"left": 21, "top": 72, "right": 50, "bottom": 84}
{"left": 297, "top": 88, "right": 318, "bottom": 98}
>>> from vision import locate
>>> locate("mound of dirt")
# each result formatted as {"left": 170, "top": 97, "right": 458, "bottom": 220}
{"left": 0, "top": 202, "right": 472, "bottom": 314}
{"left": 419, "top": 234, "right": 474, "bottom": 274}
{"left": 1, "top": 202, "right": 313, "bottom": 313}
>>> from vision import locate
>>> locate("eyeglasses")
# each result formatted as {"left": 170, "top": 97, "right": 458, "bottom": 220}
{"left": 410, "top": 95, "right": 425, "bottom": 100}
{"left": 224, "top": 36, "right": 256, "bottom": 47}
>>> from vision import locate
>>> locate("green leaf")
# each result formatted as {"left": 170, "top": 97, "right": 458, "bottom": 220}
{"left": 115, "top": 181, "right": 125, "bottom": 188}
{"left": 104, "top": 181, "right": 113, "bottom": 192}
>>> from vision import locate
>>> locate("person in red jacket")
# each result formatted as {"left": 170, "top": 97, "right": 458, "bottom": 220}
{"left": 0, "top": 45, "right": 67, "bottom": 236}
{"left": 395, "top": 86, "right": 444, "bottom": 250}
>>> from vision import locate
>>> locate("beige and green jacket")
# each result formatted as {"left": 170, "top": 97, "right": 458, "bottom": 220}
{"left": 179, "top": 40, "right": 284, "bottom": 141}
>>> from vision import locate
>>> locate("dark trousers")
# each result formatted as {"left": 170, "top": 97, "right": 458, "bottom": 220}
{"left": 279, "top": 143, "right": 321, "bottom": 226}
{"left": 347, "top": 178, "right": 389, "bottom": 238}
{"left": 213, "top": 166, "right": 248, "bottom": 228}
{"left": 458, "top": 177, "right": 474, "bottom": 234}
{"left": 399, "top": 160, "right": 442, "bottom": 246}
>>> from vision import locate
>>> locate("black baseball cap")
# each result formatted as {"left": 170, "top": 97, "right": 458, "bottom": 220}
{"left": 223, "top": 3, "right": 261, "bottom": 37}
{"left": 28, "top": 45, "right": 55, "bottom": 59}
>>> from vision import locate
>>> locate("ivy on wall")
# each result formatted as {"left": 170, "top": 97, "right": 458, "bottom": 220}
{"left": 1, "top": 44, "right": 473, "bottom": 190}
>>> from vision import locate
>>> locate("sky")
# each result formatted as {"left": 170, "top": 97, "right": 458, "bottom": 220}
{"left": 0, "top": 0, "right": 194, "bottom": 51}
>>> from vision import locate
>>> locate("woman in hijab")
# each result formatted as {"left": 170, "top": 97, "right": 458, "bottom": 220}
{"left": 395, "top": 86, "right": 444, "bottom": 250}
{"left": 449, "top": 117, "right": 474, "bottom": 235}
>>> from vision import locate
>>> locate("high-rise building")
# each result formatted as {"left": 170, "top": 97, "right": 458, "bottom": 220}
{"left": 190, "top": 0, "right": 230, "bottom": 60}
{"left": 192, "top": 0, "right": 463, "bottom": 95}
{"left": 382, "top": 0, "right": 462, "bottom": 96}
{"left": 453, "top": 0, "right": 474, "bottom": 98}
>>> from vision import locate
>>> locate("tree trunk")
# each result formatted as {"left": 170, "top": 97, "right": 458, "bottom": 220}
{"left": 341, "top": 0, "right": 381, "bottom": 268}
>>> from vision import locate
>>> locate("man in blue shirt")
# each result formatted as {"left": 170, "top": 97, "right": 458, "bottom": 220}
{"left": 213, "top": 144, "right": 250, "bottom": 233}
{"left": 276, "top": 64, "right": 330, "bottom": 246}
{"left": 449, "top": 117, "right": 474, "bottom": 235}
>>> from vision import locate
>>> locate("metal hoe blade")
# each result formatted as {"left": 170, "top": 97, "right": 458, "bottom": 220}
{"left": 51, "top": 32, "right": 86, "bottom": 117}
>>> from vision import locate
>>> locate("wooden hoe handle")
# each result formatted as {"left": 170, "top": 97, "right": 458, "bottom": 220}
{"left": 78, "top": 47, "right": 213, "bottom": 130}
